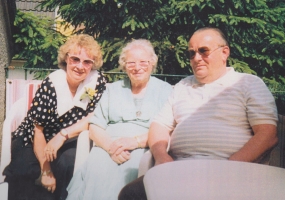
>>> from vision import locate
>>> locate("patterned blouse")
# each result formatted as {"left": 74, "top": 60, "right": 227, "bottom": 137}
{"left": 12, "top": 70, "right": 107, "bottom": 146}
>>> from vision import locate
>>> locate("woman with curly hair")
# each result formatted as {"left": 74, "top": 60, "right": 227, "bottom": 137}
{"left": 4, "top": 34, "right": 107, "bottom": 200}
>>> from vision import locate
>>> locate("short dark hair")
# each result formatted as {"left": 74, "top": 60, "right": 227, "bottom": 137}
{"left": 193, "top": 27, "right": 229, "bottom": 46}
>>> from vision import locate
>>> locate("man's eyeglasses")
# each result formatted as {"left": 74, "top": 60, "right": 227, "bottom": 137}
{"left": 125, "top": 61, "right": 149, "bottom": 70}
{"left": 67, "top": 53, "right": 94, "bottom": 68}
{"left": 188, "top": 46, "right": 225, "bottom": 60}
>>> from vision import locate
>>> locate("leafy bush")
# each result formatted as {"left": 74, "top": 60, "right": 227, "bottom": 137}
{"left": 13, "top": 10, "right": 66, "bottom": 79}
{"left": 13, "top": 0, "right": 285, "bottom": 92}
{"left": 38, "top": 0, "right": 285, "bottom": 85}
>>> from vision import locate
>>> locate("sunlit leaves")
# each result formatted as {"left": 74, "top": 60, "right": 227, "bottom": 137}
{"left": 13, "top": 10, "right": 66, "bottom": 78}
{"left": 30, "top": 0, "right": 285, "bottom": 86}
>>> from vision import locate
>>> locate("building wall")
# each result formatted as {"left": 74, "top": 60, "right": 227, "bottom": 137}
{"left": 0, "top": 0, "right": 16, "bottom": 156}
{"left": 0, "top": 0, "right": 14, "bottom": 121}
{"left": 16, "top": 0, "right": 56, "bottom": 19}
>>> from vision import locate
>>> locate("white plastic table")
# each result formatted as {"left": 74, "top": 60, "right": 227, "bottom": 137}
{"left": 0, "top": 182, "right": 8, "bottom": 200}
{"left": 143, "top": 160, "right": 285, "bottom": 200}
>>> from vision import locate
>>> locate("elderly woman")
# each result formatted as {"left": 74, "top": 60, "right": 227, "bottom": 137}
{"left": 3, "top": 34, "right": 107, "bottom": 200}
{"left": 66, "top": 39, "right": 172, "bottom": 199}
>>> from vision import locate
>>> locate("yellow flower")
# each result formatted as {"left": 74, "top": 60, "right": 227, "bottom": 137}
{"left": 87, "top": 88, "right": 96, "bottom": 97}
{"left": 80, "top": 87, "right": 98, "bottom": 101}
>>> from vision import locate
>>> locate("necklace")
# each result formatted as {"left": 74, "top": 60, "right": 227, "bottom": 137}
{"left": 134, "top": 98, "right": 143, "bottom": 117}
{"left": 132, "top": 82, "right": 148, "bottom": 118}
{"left": 136, "top": 111, "right": 141, "bottom": 117}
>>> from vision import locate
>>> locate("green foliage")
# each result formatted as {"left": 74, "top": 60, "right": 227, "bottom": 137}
{"left": 39, "top": 0, "right": 192, "bottom": 75}
{"left": 12, "top": 0, "right": 285, "bottom": 111}
{"left": 38, "top": 0, "right": 285, "bottom": 88}
{"left": 13, "top": 10, "right": 67, "bottom": 79}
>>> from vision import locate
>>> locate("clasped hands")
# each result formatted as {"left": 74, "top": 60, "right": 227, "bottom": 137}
{"left": 108, "top": 137, "right": 137, "bottom": 165}
{"left": 42, "top": 132, "right": 66, "bottom": 192}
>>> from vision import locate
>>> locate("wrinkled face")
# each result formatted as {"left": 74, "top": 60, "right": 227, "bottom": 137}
{"left": 125, "top": 48, "right": 153, "bottom": 85}
{"left": 65, "top": 48, "right": 94, "bottom": 84}
{"left": 189, "top": 30, "right": 229, "bottom": 83}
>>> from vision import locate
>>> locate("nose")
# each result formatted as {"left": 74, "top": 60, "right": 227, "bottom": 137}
{"left": 76, "top": 62, "right": 84, "bottom": 69}
{"left": 133, "top": 63, "right": 141, "bottom": 70}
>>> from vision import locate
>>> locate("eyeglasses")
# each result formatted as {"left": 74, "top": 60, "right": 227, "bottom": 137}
{"left": 125, "top": 61, "right": 150, "bottom": 70}
{"left": 67, "top": 53, "right": 94, "bottom": 68}
{"left": 188, "top": 46, "right": 225, "bottom": 59}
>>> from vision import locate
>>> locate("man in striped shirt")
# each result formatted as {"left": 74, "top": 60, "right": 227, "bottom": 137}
{"left": 119, "top": 27, "right": 278, "bottom": 200}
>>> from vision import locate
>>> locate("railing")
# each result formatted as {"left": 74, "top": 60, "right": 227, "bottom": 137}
{"left": 103, "top": 71, "right": 188, "bottom": 85}
{"left": 5, "top": 66, "right": 188, "bottom": 84}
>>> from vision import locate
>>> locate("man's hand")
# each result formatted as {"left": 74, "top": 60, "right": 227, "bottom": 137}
{"left": 148, "top": 122, "right": 173, "bottom": 166}
{"left": 229, "top": 124, "right": 277, "bottom": 162}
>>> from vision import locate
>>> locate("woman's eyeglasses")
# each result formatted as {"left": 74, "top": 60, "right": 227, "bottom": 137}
{"left": 67, "top": 53, "right": 94, "bottom": 68}
{"left": 188, "top": 46, "right": 225, "bottom": 59}
{"left": 125, "top": 61, "right": 149, "bottom": 70}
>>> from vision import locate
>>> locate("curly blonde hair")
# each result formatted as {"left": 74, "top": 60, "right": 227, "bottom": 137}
{"left": 118, "top": 39, "right": 158, "bottom": 73}
{"left": 58, "top": 34, "right": 103, "bottom": 70}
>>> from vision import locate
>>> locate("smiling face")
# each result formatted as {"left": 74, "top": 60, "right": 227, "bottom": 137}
{"left": 65, "top": 47, "right": 93, "bottom": 86}
{"left": 189, "top": 29, "right": 230, "bottom": 83}
{"left": 125, "top": 48, "right": 153, "bottom": 86}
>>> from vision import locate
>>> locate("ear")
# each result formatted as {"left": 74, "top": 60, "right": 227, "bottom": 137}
{"left": 221, "top": 46, "right": 230, "bottom": 61}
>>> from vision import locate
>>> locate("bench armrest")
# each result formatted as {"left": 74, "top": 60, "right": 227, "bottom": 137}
{"left": 0, "top": 98, "right": 26, "bottom": 182}
{"left": 73, "top": 130, "right": 92, "bottom": 174}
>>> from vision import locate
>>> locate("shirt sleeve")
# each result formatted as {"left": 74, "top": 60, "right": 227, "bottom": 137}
{"left": 89, "top": 86, "right": 110, "bottom": 130}
{"left": 28, "top": 78, "right": 57, "bottom": 127}
{"left": 246, "top": 76, "right": 278, "bottom": 126}
{"left": 153, "top": 90, "right": 176, "bottom": 131}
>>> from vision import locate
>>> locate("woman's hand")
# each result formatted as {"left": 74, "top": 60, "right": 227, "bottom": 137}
{"left": 110, "top": 150, "right": 131, "bottom": 164}
{"left": 41, "top": 171, "right": 56, "bottom": 193}
{"left": 108, "top": 137, "right": 138, "bottom": 156}
{"left": 44, "top": 133, "right": 66, "bottom": 162}
{"left": 108, "top": 137, "right": 139, "bottom": 164}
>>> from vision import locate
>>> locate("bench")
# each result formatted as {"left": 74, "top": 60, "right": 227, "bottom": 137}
{"left": 1, "top": 80, "right": 284, "bottom": 199}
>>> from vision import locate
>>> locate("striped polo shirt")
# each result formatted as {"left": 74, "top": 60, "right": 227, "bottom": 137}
{"left": 154, "top": 67, "right": 278, "bottom": 160}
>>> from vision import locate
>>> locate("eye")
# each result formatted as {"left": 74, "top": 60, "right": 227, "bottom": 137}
{"left": 198, "top": 47, "right": 209, "bottom": 53}
{"left": 188, "top": 50, "right": 196, "bottom": 58}
{"left": 198, "top": 47, "right": 209, "bottom": 55}
{"left": 126, "top": 62, "right": 135, "bottom": 65}
{"left": 84, "top": 60, "right": 94, "bottom": 66}
{"left": 70, "top": 56, "right": 80, "bottom": 63}
{"left": 140, "top": 61, "right": 149, "bottom": 65}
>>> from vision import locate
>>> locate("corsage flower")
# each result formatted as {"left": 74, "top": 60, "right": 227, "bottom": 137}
{"left": 80, "top": 87, "right": 97, "bottom": 101}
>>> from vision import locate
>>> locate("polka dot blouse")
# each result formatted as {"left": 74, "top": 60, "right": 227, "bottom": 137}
{"left": 12, "top": 71, "right": 107, "bottom": 146}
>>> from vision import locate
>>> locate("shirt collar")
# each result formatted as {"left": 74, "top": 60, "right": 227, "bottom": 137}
{"left": 191, "top": 67, "right": 235, "bottom": 88}
{"left": 49, "top": 69, "right": 99, "bottom": 116}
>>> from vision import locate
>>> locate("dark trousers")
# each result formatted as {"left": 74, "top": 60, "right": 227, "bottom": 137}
{"left": 3, "top": 136, "right": 77, "bottom": 200}
{"left": 118, "top": 176, "right": 147, "bottom": 200}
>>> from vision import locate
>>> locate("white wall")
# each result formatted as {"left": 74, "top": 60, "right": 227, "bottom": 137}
{"left": 6, "top": 68, "right": 36, "bottom": 80}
